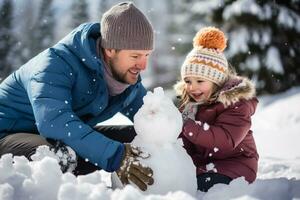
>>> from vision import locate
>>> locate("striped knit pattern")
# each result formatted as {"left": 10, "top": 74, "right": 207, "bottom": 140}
{"left": 101, "top": 2, "right": 154, "bottom": 50}
{"left": 181, "top": 47, "right": 228, "bottom": 86}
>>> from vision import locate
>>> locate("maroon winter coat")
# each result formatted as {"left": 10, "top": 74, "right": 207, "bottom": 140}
{"left": 180, "top": 76, "right": 259, "bottom": 183}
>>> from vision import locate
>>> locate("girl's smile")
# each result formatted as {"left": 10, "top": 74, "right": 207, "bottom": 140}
{"left": 184, "top": 77, "right": 215, "bottom": 103}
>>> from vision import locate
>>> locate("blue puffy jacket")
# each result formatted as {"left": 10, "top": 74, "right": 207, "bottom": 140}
{"left": 0, "top": 23, "right": 146, "bottom": 172}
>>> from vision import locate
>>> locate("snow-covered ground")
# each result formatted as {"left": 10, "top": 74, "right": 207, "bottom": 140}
{"left": 1, "top": 87, "right": 300, "bottom": 200}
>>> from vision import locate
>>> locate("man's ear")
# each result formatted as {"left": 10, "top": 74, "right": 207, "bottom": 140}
{"left": 103, "top": 49, "right": 116, "bottom": 58}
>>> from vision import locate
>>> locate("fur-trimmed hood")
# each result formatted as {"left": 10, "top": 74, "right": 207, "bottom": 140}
{"left": 217, "top": 75, "right": 256, "bottom": 107}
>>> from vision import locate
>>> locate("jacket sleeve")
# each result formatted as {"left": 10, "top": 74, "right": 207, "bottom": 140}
{"left": 182, "top": 101, "right": 254, "bottom": 152}
{"left": 179, "top": 132, "right": 207, "bottom": 166}
{"left": 27, "top": 59, "right": 124, "bottom": 172}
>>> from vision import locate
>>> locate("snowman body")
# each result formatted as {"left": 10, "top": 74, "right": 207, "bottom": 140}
{"left": 113, "top": 87, "right": 197, "bottom": 195}
{"left": 132, "top": 137, "right": 197, "bottom": 195}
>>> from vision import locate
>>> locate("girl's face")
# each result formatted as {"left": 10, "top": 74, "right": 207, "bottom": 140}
{"left": 184, "top": 76, "right": 215, "bottom": 103}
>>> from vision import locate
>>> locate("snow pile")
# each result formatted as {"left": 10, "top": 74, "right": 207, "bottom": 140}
{"left": 0, "top": 147, "right": 111, "bottom": 200}
{"left": 252, "top": 87, "right": 300, "bottom": 159}
{"left": 0, "top": 147, "right": 196, "bottom": 200}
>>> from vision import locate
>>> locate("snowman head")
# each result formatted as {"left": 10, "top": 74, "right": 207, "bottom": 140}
{"left": 133, "top": 87, "right": 183, "bottom": 144}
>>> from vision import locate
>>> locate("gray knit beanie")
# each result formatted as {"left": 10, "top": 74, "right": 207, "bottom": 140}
{"left": 101, "top": 2, "right": 154, "bottom": 50}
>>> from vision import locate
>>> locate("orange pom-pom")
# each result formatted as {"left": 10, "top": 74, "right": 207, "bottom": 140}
{"left": 193, "top": 27, "right": 227, "bottom": 52}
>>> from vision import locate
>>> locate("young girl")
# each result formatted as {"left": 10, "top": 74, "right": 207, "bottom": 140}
{"left": 175, "top": 27, "right": 259, "bottom": 192}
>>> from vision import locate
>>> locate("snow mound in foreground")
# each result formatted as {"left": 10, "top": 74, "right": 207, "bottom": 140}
{"left": 1, "top": 149, "right": 300, "bottom": 200}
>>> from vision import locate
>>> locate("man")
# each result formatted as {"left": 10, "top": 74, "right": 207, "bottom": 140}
{"left": 0, "top": 2, "right": 154, "bottom": 191}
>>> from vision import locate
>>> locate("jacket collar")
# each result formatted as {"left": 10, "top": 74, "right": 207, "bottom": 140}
{"left": 217, "top": 75, "right": 256, "bottom": 107}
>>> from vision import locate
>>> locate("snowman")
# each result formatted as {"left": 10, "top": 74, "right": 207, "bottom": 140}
{"left": 112, "top": 87, "right": 197, "bottom": 196}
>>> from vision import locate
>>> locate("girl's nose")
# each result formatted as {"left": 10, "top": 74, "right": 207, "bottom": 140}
{"left": 189, "top": 83, "right": 195, "bottom": 91}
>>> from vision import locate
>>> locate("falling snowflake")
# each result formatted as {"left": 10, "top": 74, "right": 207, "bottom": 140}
{"left": 209, "top": 153, "right": 213, "bottom": 157}
{"left": 205, "top": 177, "right": 211, "bottom": 182}
{"left": 195, "top": 121, "right": 202, "bottom": 126}
{"left": 214, "top": 147, "right": 219, "bottom": 152}
{"left": 188, "top": 132, "right": 193, "bottom": 136}
{"left": 64, "top": 100, "right": 69, "bottom": 104}
{"left": 203, "top": 123, "right": 210, "bottom": 131}
{"left": 206, "top": 163, "right": 215, "bottom": 171}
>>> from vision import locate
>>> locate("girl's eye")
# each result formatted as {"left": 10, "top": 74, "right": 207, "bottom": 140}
{"left": 184, "top": 80, "right": 191, "bottom": 84}
{"left": 197, "top": 80, "right": 203, "bottom": 83}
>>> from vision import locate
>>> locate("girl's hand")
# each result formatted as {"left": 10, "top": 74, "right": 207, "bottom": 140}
{"left": 182, "top": 102, "right": 198, "bottom": 121}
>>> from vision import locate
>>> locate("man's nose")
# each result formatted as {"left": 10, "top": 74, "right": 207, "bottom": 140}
{"left": 136, "top": 57, "right": 148, "bottom": 70}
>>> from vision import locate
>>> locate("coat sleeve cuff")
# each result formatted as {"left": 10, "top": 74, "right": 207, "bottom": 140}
{"left": 107, "top": 143, "right": 125, "bottom": 172}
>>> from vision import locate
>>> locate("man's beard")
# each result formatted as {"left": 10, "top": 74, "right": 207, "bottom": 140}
{"left": 109, "top": 60, "right": 127, "bottom": 84}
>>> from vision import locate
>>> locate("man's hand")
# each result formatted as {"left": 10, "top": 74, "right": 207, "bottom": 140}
{"left": 117, "top": 144, "right": 154, "bottom": 191}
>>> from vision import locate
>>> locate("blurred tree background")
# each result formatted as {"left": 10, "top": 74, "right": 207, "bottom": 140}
{"left": 0, "top": 0, "right": 299, "bottom": 95}
{"left": 0, "top": 0, "right": 15, "bottom": 80}
{"left": 169, "top": 0, "right": 300, "bottom": 94}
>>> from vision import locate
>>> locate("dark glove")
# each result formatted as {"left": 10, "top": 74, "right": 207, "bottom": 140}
{"left": 117, "top": 144, "right": 154, "bottom": 191}
{"left": 50, "top": 141, "right": 77, "bottom": 173}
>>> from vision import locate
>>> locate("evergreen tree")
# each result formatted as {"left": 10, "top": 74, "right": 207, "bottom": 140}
{"left": 0, "top": 0, "right": 15, "bottom": 82}
{"left": 13, "top": 2, "right": 36, "bottom": 66}
{"left": 171, "top": 0, "right": 300, "bottom": 94}
{"left": 168, "top": 0, "right": 197, "bottom": 55}
{"left": 31, "top": 0, "right": 55, "bottom": 57}
{"left": 71, "top": 0, "right": 89, "bottom": 29}
{"left": 194, "top": 0, "right": 300, "bottom": 94}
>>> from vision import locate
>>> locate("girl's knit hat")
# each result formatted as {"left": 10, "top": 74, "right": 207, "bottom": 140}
{"left": 181, "top": 27, "right": 228, "bottom": 86}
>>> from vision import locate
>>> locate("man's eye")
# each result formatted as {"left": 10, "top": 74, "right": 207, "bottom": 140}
{"left": 131, "top": 56, "right": 138, "bottom": 59}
